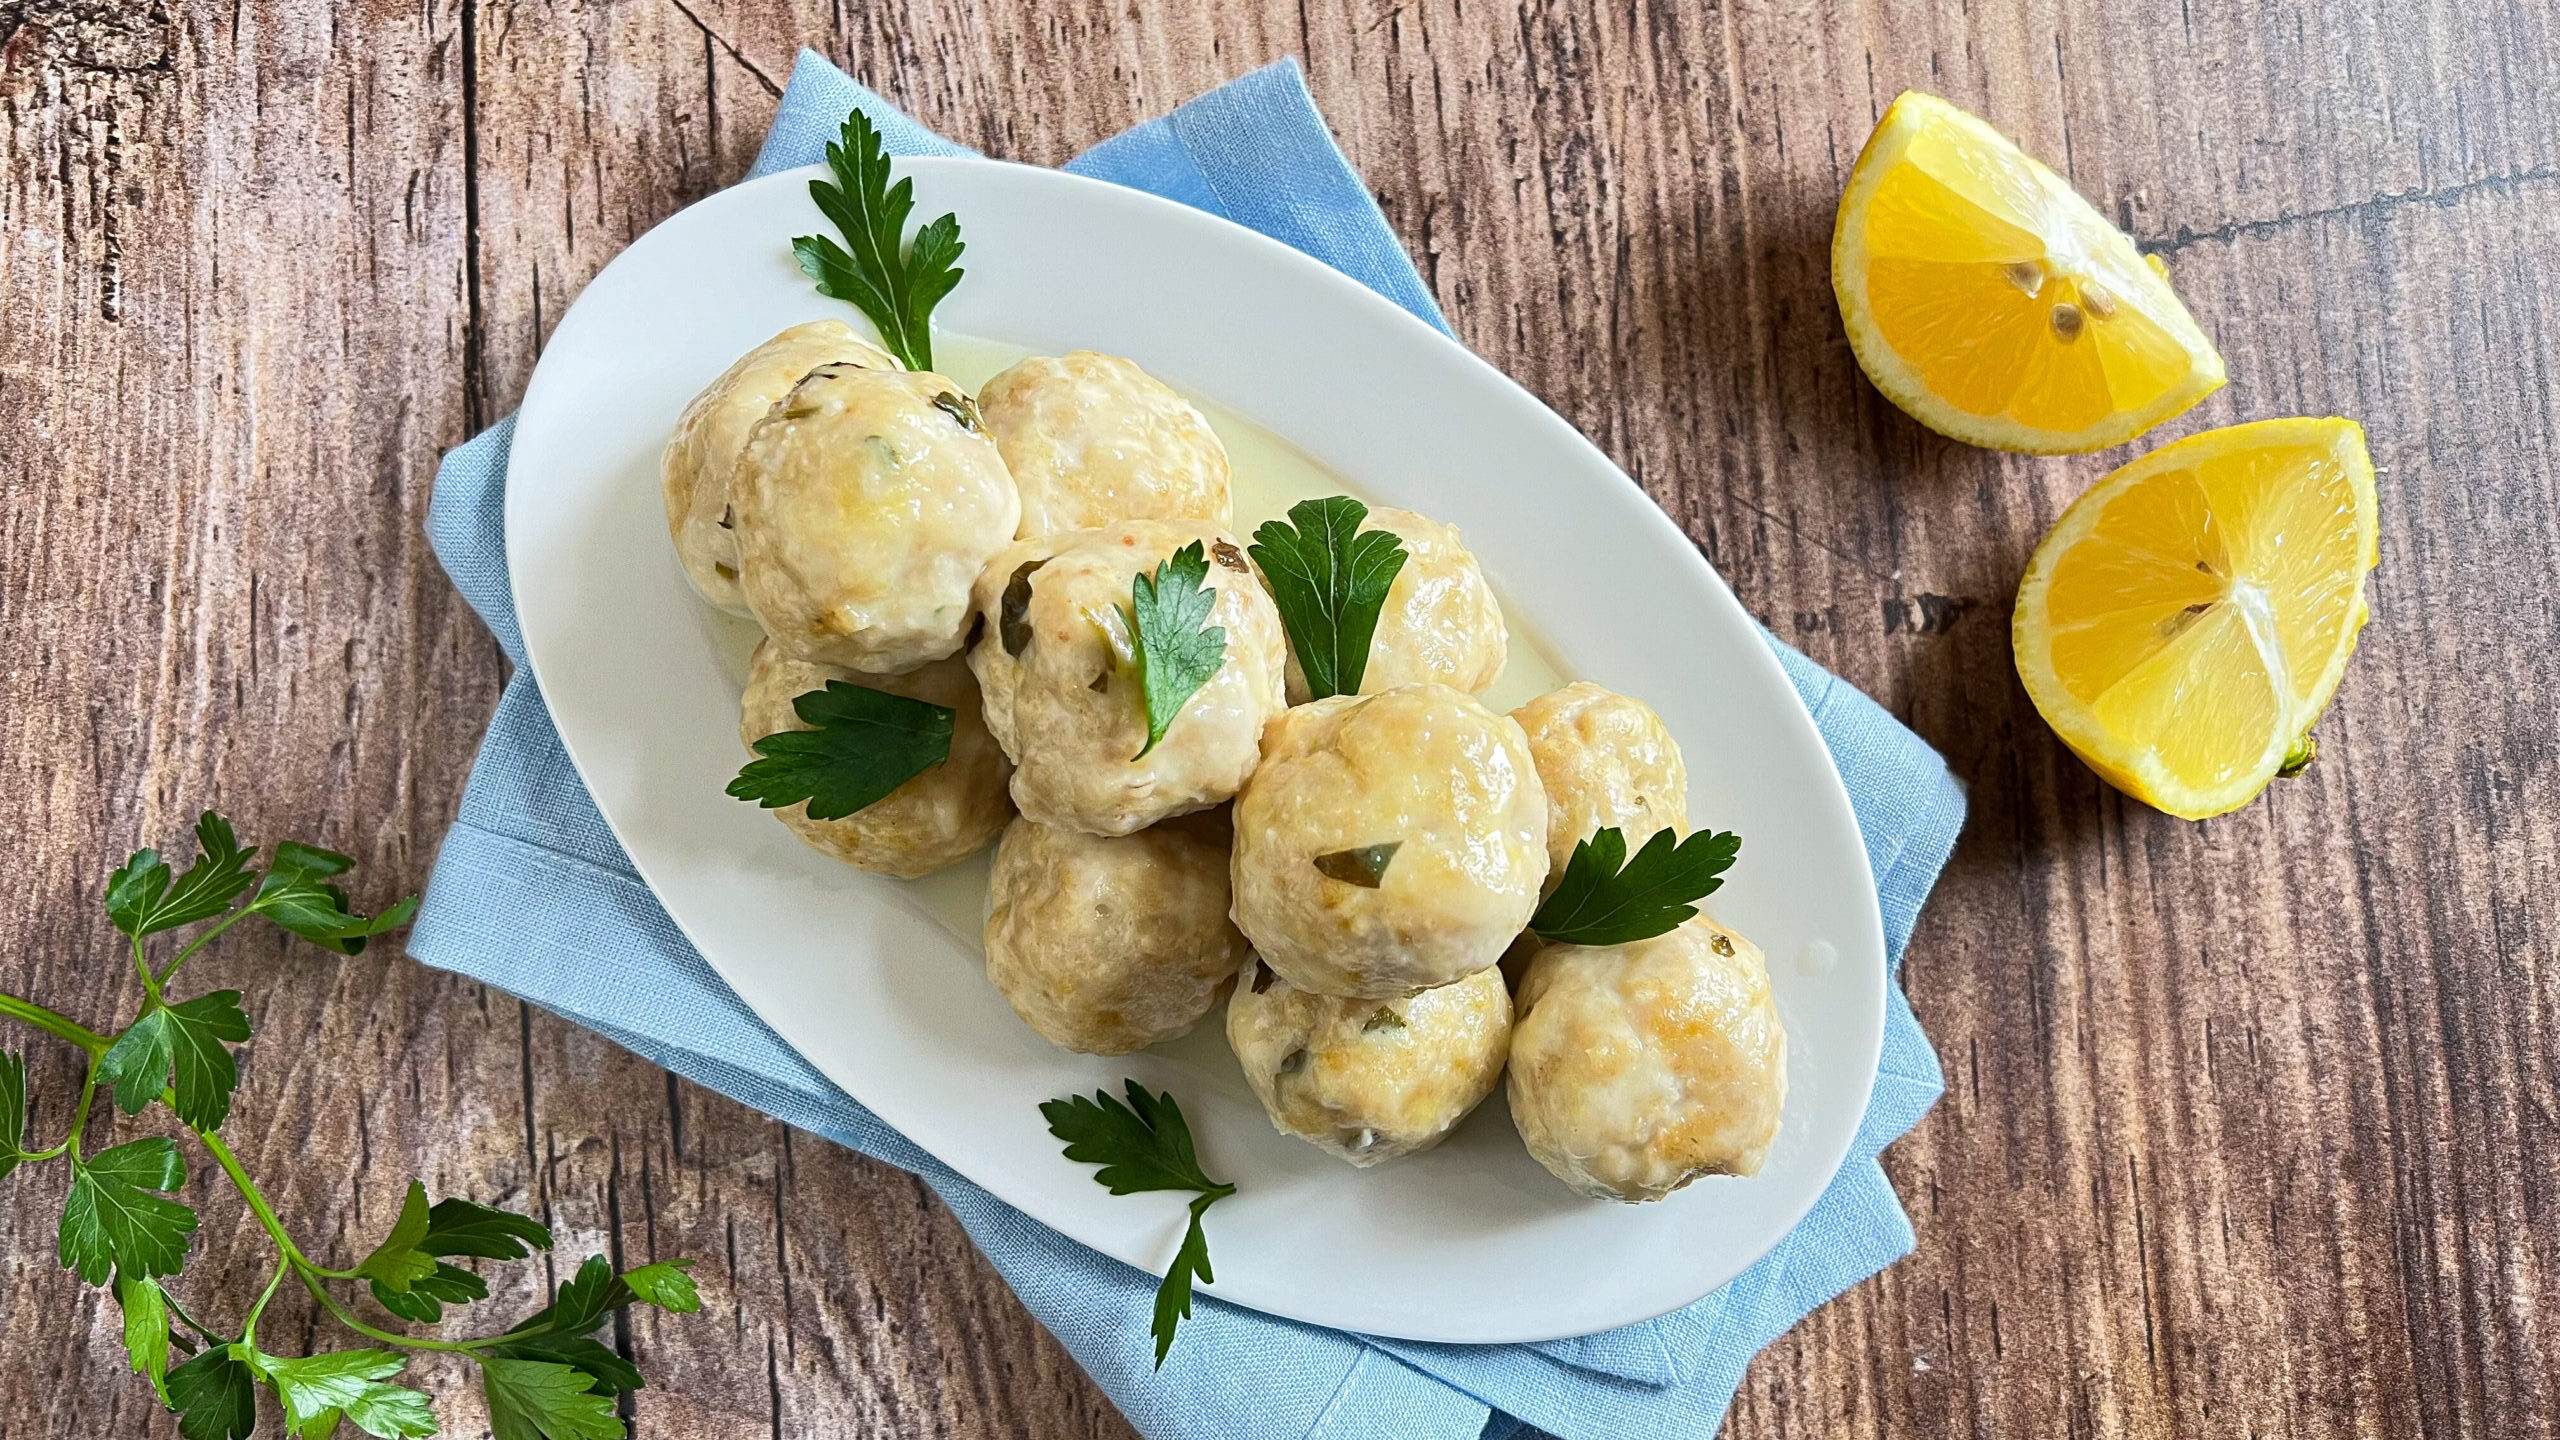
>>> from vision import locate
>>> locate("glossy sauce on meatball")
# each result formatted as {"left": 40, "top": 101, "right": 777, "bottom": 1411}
{"left": 1230, "top": 683, "right": 1548, "bottom": 998}
{"left": 967, "top": 520, "right": 1287, "bottom": 835}
{"left": 1507, "top": 914, "right": 1787, "bottom": 1202}
{"left": 1227, "top": 961, "right": 1511, "bottom": 1166}
{"left": 733, "top": 364, "right": 1019, "bottom": 673}
{"left": 982, "top": 816, "right": 1249, "bottom": 1054}
{"left": 662, "top": 321, "right": 899, "bottom": 614}
{"left": 737, "top": 641, "right": 1012, "bottom": 878}
{"left": 1511, "top": 681, "right": 1690, "bottom": 884}
{"left": 978, "top": 351, "right": 1232, "bottom": 537}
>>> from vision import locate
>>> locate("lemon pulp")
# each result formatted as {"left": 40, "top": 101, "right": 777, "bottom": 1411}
{"left": 1834, "top": 92, "right": 2226, "bottom": 453}
{"left": 2014, "top": 419, "right": 2378, "bottom": 818}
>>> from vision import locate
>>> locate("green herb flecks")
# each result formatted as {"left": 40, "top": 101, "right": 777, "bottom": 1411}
{"left": 1127, "top": 543, "right": 1228, "bottom": 760}
{"left": 931, "top": 390, "right": 982, "bottom": 432}
{"left": 1311, "top": 842, "right": 1400, "bottom": 889}
{"left": 1246, "top": 496, "right": 1409, "bottom": 700}
{"left": 998, "top": 559, "right": 1046, "bottom": 657}
{"left": 1041, "top": 1082, "right": 1235, "bottom": 1368}
{"left": 792, "top": 108, "right": 964, "bottom": 371}
{"left": 1529, "top": 825, "right": 1743, "bottom": 947}
{"left": 728, "top": 680, "right": 956, "bottom": 821}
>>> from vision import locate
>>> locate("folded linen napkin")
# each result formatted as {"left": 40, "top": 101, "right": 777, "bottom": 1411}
{"left": 412, "top": 49, "right": 1962, "bottom": 1440}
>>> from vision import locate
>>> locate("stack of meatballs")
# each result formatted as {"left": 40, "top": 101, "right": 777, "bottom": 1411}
{"left": 664, "top": 323, "right": 1788, "bottom": 1204}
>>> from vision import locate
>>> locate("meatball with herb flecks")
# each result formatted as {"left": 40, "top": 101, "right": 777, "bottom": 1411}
{"left": 733, "top": 364, "right": 1019, "bottom": 673}
{"left": 1227, "top": 961, "right": 1510, "bottom": 1166}
{"left": 983, "top": 816, "right": 1248, "bottom": 1054}
{"left": 1231, "top": 684, "right": 1547, "bottom": 998}
{"left": 967, "top": 520, "right": 1286, "bottom": 836}
{"left": 738, "top": 640, "right": 1011, "bottom": 878}
{"left": 663, "top": 321, "right": 900, "bottom": 613}
{"left": 979, "top": 351, "right": 1232, "bottom": 537}
{"left": 1507, "top": 914, "right": 1787, "bottom": 1202}
{"left": 1511, "top": 681, "right": 1690, "bottom": 885}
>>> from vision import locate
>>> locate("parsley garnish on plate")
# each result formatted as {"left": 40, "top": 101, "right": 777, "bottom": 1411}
{"left": 1042, "top": 1081, "right": 1236, "bottom": 1368}
{"left": 1246, "top": 496, "right": 1409, "bottom": 701}
{"left": 1127, "top": 542, "right": 1228, "bottom": 759}
{"left": 792, "top": 108, "right": 964, "bottom": 371}
{"left": 1529, "top": 825, "right": 1744, "bottom": 946}
{"left": 728, "top": 680, "right": 956, "bottom": 821}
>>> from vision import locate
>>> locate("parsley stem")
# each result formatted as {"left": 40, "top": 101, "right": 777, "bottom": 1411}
{"left": 157, "top": 905, "right": 257, "bottom": 989}
{"left": 0, "top": 991, "right": 110, "bottom": 1056}
{"left": 239, "top": 1262, "right": 288, "bottom": 1349}
{"left": 130, "top": 936, "right": 164, "bottom": 1008}
{"left": 199, "top": 1126, "right": 305, "bottom": 1265}
{"left": 291, "top": 1267, "right": 495, "bottom": 1353}
{"left": 163, "top": 1291, "right": 231, "bottom": 1347}
{"left": 59, "top": 1062, "right": 104, "bottom": 1166}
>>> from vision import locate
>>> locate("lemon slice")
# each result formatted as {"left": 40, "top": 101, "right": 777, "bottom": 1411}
{"left": 2014, "top": 418, "right": 2377, "bottom": 819}
{"left": 1833, "top": 92, "right": 2227, "bottom": 453}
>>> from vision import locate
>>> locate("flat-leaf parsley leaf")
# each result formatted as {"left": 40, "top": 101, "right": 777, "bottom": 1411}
{"left": 792, "top": 108, "right": 965, "bottom": 371}
{"left": 96, "top": 990, "right": 252, "bottom": 1130}
{"left": 728, "top": 680, "right": 956, "bottom": 821}
{"left": 106, "top": 813, "right": 259, "bottom": 940}
{"left": 1246, "top": 496, "right": 1409, "bottom": 700}
{"left": 1529, "top": 825, "right": 1744, "bottom": 947}
{"left": 1127, "top": 542, "right": 1228, "bottom": 760}
{"left": 165, "top": 1345, "right": 257, "bottom": 1440}
{"left": 0, "top": 1050, "right": 30, "bottom": 1183}
{"left": 1041, "top": 1081, "right": 1236, "bottom": 1368}
{"left": 478, "top": 1354, "right": 623, "bottom": 1440}
{"left": 58, "top": 1137, "right": 196, "bottom": 1284}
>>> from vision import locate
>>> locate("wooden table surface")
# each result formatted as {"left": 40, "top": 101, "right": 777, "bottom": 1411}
{"left": 5, "top": 1, "right": 2555, "bottom": 1436}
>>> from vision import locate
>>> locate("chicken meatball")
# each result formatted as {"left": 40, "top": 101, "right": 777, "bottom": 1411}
{"left": 1511, "top": 682, "right": 1690, "bottom": 883}
{"left": 738, "top": 640, "right": 1012, "bottom": 878}
{"left": 1231, "top": 684, "right": 1548, "bottom": 998}
{"left": 978, "top": 351, "right": 1232, "bottom": 537}
{"left": 983, "top": 816, "right": 1249, "bottom": 1054}
{"left": 1227, "top": 961, "right": 1511, "bottom": 1166}
{"left": 1507, "top": 914, "right": 1788, "bottom": 1202}
{"left": 967, "top": 521, "right": 1287, "bottom": 835}
{"left": 662, "top": 320, "right": 899, "bottom": 613}
{"left": 733, "top": 363, "right": 1020, "bottom": 673}
{"left": 1279, "top": 507, "right": 1506, "bottom": 703}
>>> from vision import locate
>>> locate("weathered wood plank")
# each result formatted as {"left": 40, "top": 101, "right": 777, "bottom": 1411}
{"left": 3, "top": 0, "right": 2555, "bottom": 1436}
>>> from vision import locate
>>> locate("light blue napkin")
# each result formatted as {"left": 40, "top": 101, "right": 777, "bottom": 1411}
{"left": 413, "top": 49, "right": 1962, "bottom": 1440}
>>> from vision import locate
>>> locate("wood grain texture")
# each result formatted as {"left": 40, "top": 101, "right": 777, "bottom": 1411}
{"left": 1, "top": 0, "right": 2553, "bottom": 1436}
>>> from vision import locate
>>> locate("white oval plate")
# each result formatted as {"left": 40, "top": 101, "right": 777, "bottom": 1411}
{"left": 505, "top": 157, "right": 1884, "bottom": 1344}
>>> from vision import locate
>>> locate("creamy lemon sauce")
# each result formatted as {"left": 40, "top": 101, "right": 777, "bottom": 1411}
{"left": 731, "top": 333, "right": 1572, "bottom": 944}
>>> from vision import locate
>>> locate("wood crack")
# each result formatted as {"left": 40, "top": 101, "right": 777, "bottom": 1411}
{"left": 662, "top": 0, "right": 779, "bottom": 96}
{"left": 2140, "top": 165, "right": 2560, "bottom": 256}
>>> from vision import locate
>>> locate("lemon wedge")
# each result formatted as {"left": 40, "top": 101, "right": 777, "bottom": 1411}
{"left": 2013, "top": 418, "right": 2378, "bottom": 819}
{"left": 1833, "top": 91, "right": 2227, "bottom": 453}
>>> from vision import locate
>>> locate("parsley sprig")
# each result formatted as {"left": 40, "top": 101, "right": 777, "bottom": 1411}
{"left": 727, "top": 680, "right": 956, "bottom": 820}
{"left": 1041, "top": 1082, "right": 1235, "bottom": 1368}
{"left": 1529, "top": 825, "right": 1744, "bottom": 946}
{"left": 1247, "top": 496, "right": 1409, "bottom": 701}
{"left": 792, "top": 108, "right": 964, "bottom": 371}
{"left": 1127, "top": 543, "right": 1229, "bottom": 760}
{"left": 0, "top": 811, "right": 701, "bottom": 1439}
